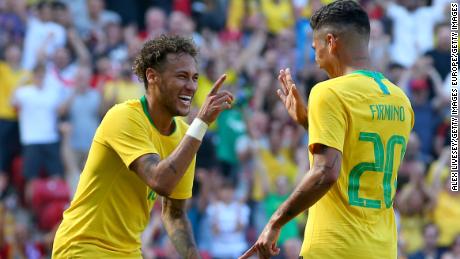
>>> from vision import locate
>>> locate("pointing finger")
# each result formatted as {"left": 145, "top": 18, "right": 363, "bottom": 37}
{"left": 209, "top": 74, "right": 227, "bottom": 95}
{"left": 238, "top": 245, "right": 257, "bottom": 259}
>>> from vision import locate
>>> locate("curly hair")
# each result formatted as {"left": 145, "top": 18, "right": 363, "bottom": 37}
{"left": 310, "top": 0, "right": 370, "bottom": 37}
{"left": 133, "top": 34, "right": 198, "bottom": 89}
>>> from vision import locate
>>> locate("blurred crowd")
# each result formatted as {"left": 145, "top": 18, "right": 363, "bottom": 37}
{"left": 0, "top": 0, "right": 457, "bottom": 258}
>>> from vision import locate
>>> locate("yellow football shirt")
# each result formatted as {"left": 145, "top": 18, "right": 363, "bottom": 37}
{"left": 252, "top": 148, "right": 298, "bottom": 201}
{"left": 431, "top": 190, "right": 460, "bottom": 247}
{"left": 0, "top": 62, "right": 29, "bottom": 120}
{"left": 260, "top": 0, "right": 294, "bottom": 34}
{"left": 52, "top": 97, "right": 195, "bottom": 258}
{"left": 301, "top": 71, "right": 414, "bottom": 259}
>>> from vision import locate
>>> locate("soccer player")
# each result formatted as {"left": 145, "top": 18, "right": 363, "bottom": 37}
{"left": 240, "top": 1, "right": 414, "bottom": 258}
{"left": 52, "top": 35, "right": 234, "bottom": 258}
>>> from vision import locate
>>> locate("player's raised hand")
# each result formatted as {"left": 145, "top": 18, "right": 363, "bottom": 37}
{"left": 197, "top": 74, "right": 234, "bottom": 124}
{"left": 239, "top": 224, "right": 281, "bottom": 259}
{"left": 277, "top": 68, "right": 308, "bottom": 128}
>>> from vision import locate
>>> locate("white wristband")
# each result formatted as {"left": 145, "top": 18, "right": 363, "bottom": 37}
{"left": 186, "top": 118, "right": 208, "bottom": 141}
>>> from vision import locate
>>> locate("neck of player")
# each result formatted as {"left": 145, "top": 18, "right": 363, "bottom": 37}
{"left": 328, "top": 48, "right": 371, "bottom": 78}
{"left": 146, "top": 94, "right": 175, "bottom": 135}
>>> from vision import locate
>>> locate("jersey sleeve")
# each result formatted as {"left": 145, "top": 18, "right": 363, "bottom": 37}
{"left": 308, "top": 85, "right": 347, "bottom": 153}
{"left": 97, "top": 104, "right": 159, "bottom": 169}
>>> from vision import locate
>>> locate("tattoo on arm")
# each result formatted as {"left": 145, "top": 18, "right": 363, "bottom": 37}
{"left": 314, "top": 153, "right": 339, "bottom": 171}
{"left": 162, "top": 197, "right": 200, "bottom": 259}
{"left": 311, "top": 145, "right": 341, "bottom": 185}
{"left": 167, "top": 160, "right": 178, "bottom": 175}
{"left": 130, "top": 154, "right": 160, "bottom": 183}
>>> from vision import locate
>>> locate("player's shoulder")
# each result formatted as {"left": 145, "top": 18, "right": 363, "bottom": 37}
{"left": 107, "top": 99, "right": 143, "bottom": 116}
{"left": 310, "top": 79, "right": 342, "bottom": 99}
{"left": 102, "top": 99, "right": 145, "bottom": 126}
{"left": 382, "top": 79, "right": 409, "bottom": 97}
{"left": 97, "top": 99, "right": 146, "bottom": 138}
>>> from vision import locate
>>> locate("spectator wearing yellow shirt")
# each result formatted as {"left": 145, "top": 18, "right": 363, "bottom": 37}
{"left": 249, "top": 120, "right": 299, "bottom": 234}
{"left": 408, "top": 223, "right": 444, "bottom": 259}
{"left": 102, "top": 61, "right": 144, "bottom": 113}
{"left": 260, "top": 0, "right": 295, "bottom": 34}
{"left": 226, "top": 0, "right": 259, "bottom": 32}
{"left": 0, "top": 44, "right": 29, "bottom": 185}
{"left": 429, "top": 148, "right": 460, "bottom": 248}
{"left": 395, "top": 161, "right": 435, "bottom": 254}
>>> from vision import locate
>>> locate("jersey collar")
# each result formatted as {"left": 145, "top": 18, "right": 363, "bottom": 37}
{"left": 140, "top": 95, "right": 177, "bottom": 135}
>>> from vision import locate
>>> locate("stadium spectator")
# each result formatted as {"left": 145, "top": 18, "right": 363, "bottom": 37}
{"left": 0, "top": 44, "right": 28, "bottom": 187}
{"left": 102, "top": 61, "right": 144, "bottom": 112}
{"left": 396, "top": 161, "right": 434, "bottom": 254}
{"left": 59, "top": 66, "right": 101, "bottom": 187}
{"left": 376, "top": 0, "right": 447, "bottom": 67}
{"left": 0, "top": 0, "right": 27, "bottom": 49}
{"left": 12, "top": 63, "right": 64, "bottom": 181}
{"left": 430, "top": 149, "right": 460, "bottom": 249}
{"left": 9, "top": 218, "right": 43, "bottom": 258}
{"left": 369, "top": 18, "right": 390, "bottom": 72}
{"left": 262, "top": 176, "right": 299, "bottom": 246}
{"left": 140, "top": 7, "right": 167, "bottom": 40}
{"left": 51, "top": 1, "right": 72, "bottom": 29}
{"left": 403, "top": 58, "right": 445, "bottom": 162}
{"left": 408, "top": 223, "right": 444, "bottom": 259}
{"left": 21, "top": 1, "right": 66, "bottom": 70}
{"left": 78, "top": 0, "right": 121, "bottom": 41}
{"left": 260, "top": 0, "right": 295, "bottom": 34}
{"left": 206, "top": 180, "right": 250, "bottom": 258}
{"left": 425, "top": 23, "right": 451, "bottom": 81}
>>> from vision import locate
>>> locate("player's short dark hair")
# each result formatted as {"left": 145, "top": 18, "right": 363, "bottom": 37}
{"left": 133, "top": 34, "right": 198, "bottom": 89}
{"left": 310, "top": 0, "right": 370, "bottom": 38}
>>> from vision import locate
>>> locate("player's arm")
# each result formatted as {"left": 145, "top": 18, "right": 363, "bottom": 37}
{"left": 240, "top": 144, "right": 341, "bottom": 259}
{"left": 161, "top": 197, "right": 200, "bottom": 259}
{"left": 130, "top": 75, "right": 233, "bottom": 197}
{"left": 130, "top": 137, "right": 201, "bottom": 197}
{"left": 271, "top": 144, "right": 341, "bottom": 227}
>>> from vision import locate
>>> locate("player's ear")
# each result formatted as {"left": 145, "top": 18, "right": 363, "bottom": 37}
{"left": 326, "top": 33, "right": 337, "bottom": 55}
{"left": 146, "top": 68, "right": 160, "bottom": 86}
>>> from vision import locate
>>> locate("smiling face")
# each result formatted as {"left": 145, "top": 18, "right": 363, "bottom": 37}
{"left": 154, "top": 53, "right": 198, "bottom": 117}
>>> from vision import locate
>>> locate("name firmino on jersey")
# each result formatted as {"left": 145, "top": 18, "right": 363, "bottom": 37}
{"left": 369, "top": 104, "right": 405, "bottom": 121}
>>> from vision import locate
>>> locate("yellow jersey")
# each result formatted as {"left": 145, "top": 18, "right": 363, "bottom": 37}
{"left": 0, "top": 62, "right": 29, "bottom": 120}
{"left": 52, "top": 97, "right": 195, "bottom": 258}
{"left": 260, "top": 0, "right": 294, "bottom": 34}
{"left": 431, "top": 190, "right": 460, "bottom": 247}
{"left": 252, "top": 148, "right": 298, "bottom": 201}
{"left": 301, "top": 71, "right": 414, "bottom": 259}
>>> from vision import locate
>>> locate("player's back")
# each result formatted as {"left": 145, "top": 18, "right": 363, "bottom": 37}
{"left": 301, "top": 70, "right": 414, "bottom": 259}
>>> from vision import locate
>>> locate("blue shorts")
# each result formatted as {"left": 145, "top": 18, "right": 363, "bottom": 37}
{"left": 0, "top": 119, "right": 20, "bottom": 172}
{"left": 23, "top": 142, "right": 63, "bottom": 180}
